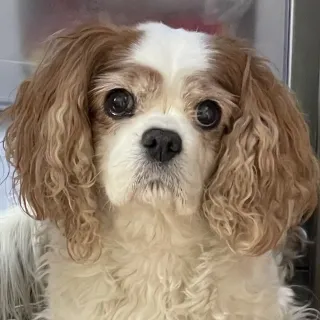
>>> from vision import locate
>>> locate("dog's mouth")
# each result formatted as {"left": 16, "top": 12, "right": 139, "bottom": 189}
{"left": 136, "top": 175, "right": 176, "bottom": 192}
{"left": 132, "top": 164, "right": 182, "bottom": 201}
{"left": 127, "top": 163, "right": 198, "bottom": 214}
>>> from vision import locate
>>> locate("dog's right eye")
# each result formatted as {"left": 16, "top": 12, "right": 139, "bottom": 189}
{"left": 104, "top": 88, "right": 135, "bottom": 119}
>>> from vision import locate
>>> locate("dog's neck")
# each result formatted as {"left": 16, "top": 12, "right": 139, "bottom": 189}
{"left": 104, "top": 203, "right": 212, "bottom": 250}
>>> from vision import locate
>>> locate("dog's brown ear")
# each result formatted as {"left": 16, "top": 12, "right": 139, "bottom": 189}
{"left": 4, "top": 25, "right": 138, "bottom": 260}
{"left": 203, "top": 37, "right": 319, "bottom": 256}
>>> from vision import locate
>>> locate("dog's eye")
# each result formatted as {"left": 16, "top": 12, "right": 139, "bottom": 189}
{"left": 196, "top": 100, "right": 222, "bottom": 130}
{"left": 104, "top": 89, "right": 135, "bottom": 119}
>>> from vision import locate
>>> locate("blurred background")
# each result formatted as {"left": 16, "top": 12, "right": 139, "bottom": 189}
{"left": 0, "top": 0, "right": 319, "bottom": 309}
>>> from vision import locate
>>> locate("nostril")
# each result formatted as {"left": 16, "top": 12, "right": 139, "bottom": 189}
{"left": 168, "top": 137, "right": 182, "bottom": 154}
{"left": 141, "top": 129, "right": 159, "bottom": 151}
{"left": 142, "top": 135, "right": 157, "bottom": 149}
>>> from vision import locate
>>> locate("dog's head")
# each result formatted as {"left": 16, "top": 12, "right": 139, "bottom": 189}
{"left": 4, "top": 23, "right": 319, "bottom": 259}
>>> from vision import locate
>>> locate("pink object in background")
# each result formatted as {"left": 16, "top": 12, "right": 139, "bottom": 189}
{"left": 165, "top": 17, "right": 223, "bottom": 34}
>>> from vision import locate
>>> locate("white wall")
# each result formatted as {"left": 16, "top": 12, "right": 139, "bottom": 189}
{"left": 0, "top": 122, "right": 15, "bottom": 211}
{"left": 237, "top": 0, "right": 288, "bottom": 80}
{"left": 0, "top": 0, "right": 25, "bottom": 106}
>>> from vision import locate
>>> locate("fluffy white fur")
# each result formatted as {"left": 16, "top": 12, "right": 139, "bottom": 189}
{"left": 133, "top": 22, "right": 211, "bottom": 79}
{"left": 0, "top": 206, "right": 312, "bottom": 320}
{"left": 0, "top": 209, "right": 44, "bottom": 320}
{"left": 0, "top": 22, "right": 318, "bottom": 320}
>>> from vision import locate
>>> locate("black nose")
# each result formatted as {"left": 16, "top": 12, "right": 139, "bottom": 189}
{"left": 141, "top": 128, "right": 182, "bottom": 162}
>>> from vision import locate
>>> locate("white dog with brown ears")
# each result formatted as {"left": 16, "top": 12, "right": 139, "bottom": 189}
{"left": 0, "top": 22, "right": 319, "bottom": 320}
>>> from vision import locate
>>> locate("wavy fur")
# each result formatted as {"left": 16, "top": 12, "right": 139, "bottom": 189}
{"left": 0, "top": 22, "right": 319, "bottom": 320}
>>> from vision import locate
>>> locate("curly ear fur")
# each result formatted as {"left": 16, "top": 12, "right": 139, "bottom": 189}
{"left": 203, "top": 38, "right": 319, "bottom": 256}
{"left": 3, "top": 25, "right": 139, "bottom": 260}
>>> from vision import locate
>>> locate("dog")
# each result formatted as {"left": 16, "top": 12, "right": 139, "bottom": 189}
{"left": 0, "top": 22, "right": 319, "bottom": 320}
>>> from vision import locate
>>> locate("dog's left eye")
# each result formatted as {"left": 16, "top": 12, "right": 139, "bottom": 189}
{"left": 196, "top": 100, "right": 222, "bottom": 130}
{"left": 104, "top": 89, "right": 135, "bottom": 119}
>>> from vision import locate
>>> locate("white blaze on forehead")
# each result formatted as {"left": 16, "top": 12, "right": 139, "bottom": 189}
{"left": 130, "top": 22, "right": 211, "bottom": 82}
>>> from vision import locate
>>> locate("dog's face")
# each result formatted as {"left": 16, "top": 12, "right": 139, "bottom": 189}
{"left": 4, "top": 23, "right": 319, "bottom": 260}
{"left": 93, "top": 24, "right": 225, "bottom": 213}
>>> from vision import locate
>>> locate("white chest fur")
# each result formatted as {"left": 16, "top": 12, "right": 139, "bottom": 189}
{"left": 41, "top": 207, "right": 296, "bottom": 320}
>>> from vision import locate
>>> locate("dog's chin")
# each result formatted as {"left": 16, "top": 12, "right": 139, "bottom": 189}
{"left": 129, "top": 178, "right": 198, "bottom": 216}
{"left": 106, "top": 167, "right": 202, "bottom": 215}
{"left": 133, "top": 179, "right": 176, "bottom": 206}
